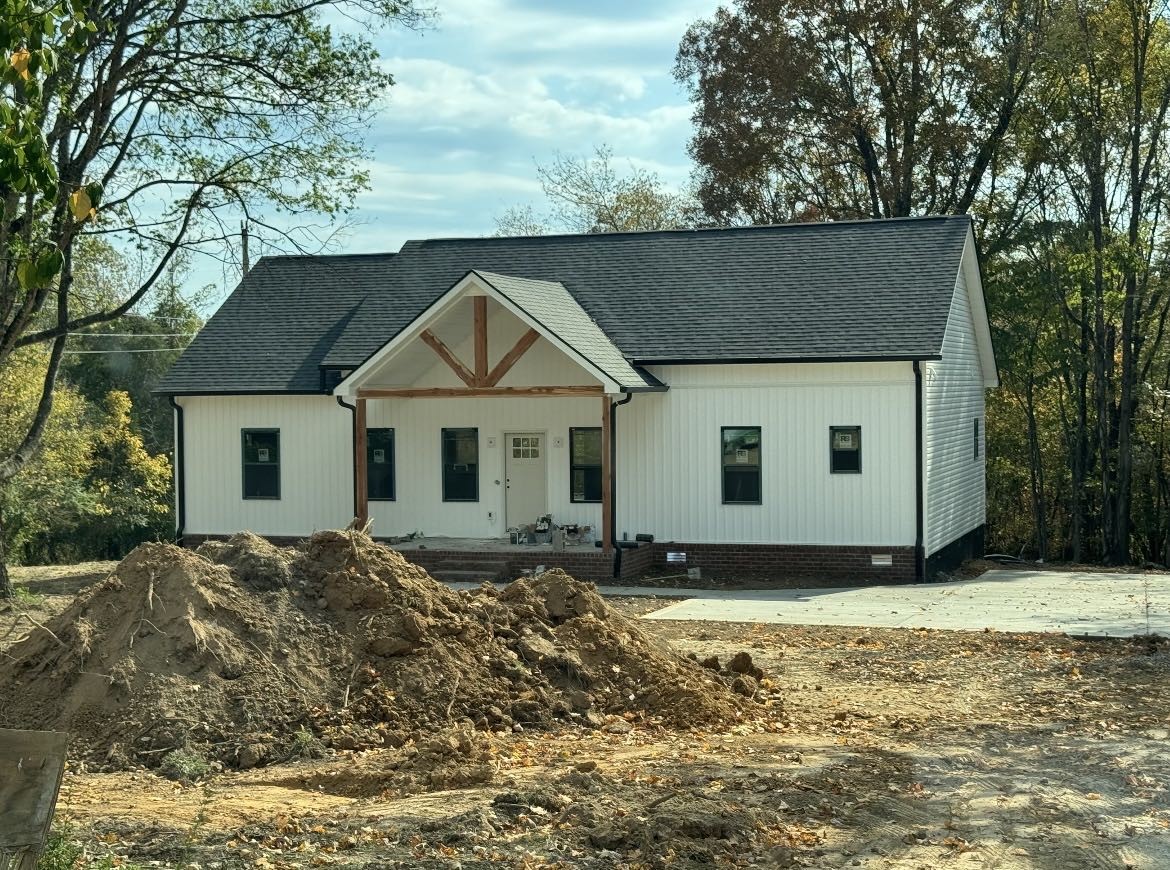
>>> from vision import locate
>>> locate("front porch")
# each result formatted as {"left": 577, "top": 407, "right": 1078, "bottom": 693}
{"left": 391, "top": 536, "right": 630, "bottom": 583}
{"left": 333, "top": 269, "right": 666, "bottom": 556}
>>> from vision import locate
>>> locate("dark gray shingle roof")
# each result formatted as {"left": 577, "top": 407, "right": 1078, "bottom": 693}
{"left": 159, "top": 215, "right": 971, "bottom": 394}
{"left": 156, "top": 256, "right": 380, "bottom": 394}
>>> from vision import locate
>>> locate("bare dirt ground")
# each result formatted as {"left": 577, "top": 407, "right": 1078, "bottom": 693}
{"left": 30, "top": 595, "right": 1168, "bottom": 870}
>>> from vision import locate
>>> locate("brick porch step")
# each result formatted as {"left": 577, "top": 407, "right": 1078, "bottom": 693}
{"left": 430, "top": 568, "right": 502, "bottom": 583}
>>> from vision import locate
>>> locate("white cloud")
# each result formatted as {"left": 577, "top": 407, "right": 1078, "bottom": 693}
{"left": 380, "top": 57, "right": 689, "bottom": 153}
{"left": 433, "top": 0, "right": 711, "bottom": 55}
{"left": 360, "top": 161, "right": 544, "bottom": 205}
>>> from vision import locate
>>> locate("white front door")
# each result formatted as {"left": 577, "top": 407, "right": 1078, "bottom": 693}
{"left": 505, "top": 432, "right": 547, "bottom": 527}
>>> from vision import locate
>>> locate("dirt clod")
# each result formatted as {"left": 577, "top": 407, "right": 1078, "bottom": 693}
{"left": 728, "top": 650, "right": 765, "bottom": 680}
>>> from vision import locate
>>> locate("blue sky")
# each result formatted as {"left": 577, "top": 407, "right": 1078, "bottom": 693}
{"left": 190, "top": 0, "right": 715, "bottom": 302}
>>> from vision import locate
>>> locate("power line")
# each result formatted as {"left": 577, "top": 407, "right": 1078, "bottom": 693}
{"left": 68, "top": 332, "right": 196, "bottom": 338}
{"left": 62, "top": 347, "right": 189, "bottom": 354}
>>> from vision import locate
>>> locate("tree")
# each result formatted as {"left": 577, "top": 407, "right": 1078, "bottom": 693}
{"left": 1038, "top": 0, "right": 1170, "bottom": 563}
{"left": 80, "top": 390, "right": 172, "bottom": 559}
{"left": 495, "top": 146, "right": 695, "bottom": 235}
{"left": 63, "top": 250, "right": 206, "bottom": 456}
{"left": 0, "top": 0, "right": 428, "bottom": 595}
{"left": 0, "top": 364, "right": 172, "bottom": 566}
{"left": 0, "top": 349, "right": 95, "bottom": 572}
{"left": 674, "top": 0, "right": 1047, "bottom": 224}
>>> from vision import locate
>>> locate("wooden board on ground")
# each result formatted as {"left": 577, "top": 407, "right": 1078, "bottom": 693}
{"left": 0, "top": 729, "right": 68, "bottom": 870}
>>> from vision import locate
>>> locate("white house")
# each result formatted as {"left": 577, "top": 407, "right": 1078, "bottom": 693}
{"left": 158, "top": 215, "right": 997, "bottom": 583}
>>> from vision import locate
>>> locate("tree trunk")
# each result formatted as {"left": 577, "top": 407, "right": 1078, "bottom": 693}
{"left": 1024, "top": 378, "right": 1048, "bottom": 560}
{"left": 1071, "top": 312, "right": 1091, "bottom": 562}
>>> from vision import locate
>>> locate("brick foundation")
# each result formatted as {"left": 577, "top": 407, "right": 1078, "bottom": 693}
{"left": 641, "top": 542, "right": 917, "bottom": 586}
{"left": 180, "top": 535, "right": 916, "bottom": 586}
{"left": 925, "top": 525, "right": 986, "bottom": 580}
{"left": 615, "top": 543, "right": 657, "bottom": 580}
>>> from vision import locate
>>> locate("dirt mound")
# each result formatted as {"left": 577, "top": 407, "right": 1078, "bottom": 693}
{"left": 196, "top": 531, "right": 295, "bottom": 590}
{"left": 0, "top": 543, "right": 333, "bottom": 768}
{"left": 0, "top": 531, "right": 759, "bottom": 769}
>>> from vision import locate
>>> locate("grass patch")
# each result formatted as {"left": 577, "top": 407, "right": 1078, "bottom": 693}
{"left": 12, "top": 585, "right": 44, "bottom": 606}
{"left": 289, "top": 726, "right": 325, "bottom": 759}
{"left": 37, "top": 831, "right": 146, "bottom": 870}
{"left": 159, "top": 747, "right": 211, "bottom": 782}
{"left": 36, "top": 831, "right": 83, "bottom": 870}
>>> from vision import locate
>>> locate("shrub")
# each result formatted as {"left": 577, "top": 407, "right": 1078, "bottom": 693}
{"left": 159, "top": 747, "right": 210, "bottom": 782}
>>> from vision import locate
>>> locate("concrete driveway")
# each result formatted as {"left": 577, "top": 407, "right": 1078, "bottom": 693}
{"left": 638, "top": 569, "right": 1170, "bottom": 637}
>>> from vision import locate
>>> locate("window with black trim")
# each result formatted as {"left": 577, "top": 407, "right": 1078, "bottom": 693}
{"left": 830, "top": 426, "right": 862, "bottom": 473}
{"left": 368, "top": 428, "right": 395, "bottom": 500}
{"left": 721, "top": 427, "right": 761, "bottom": 504}
{"left": 570, "top": 428, "right": 602, "bottom": 503}
{"left": 242, "top": 429, "right": 280, "bottom": 499}
{"left": 442, "top": 428, "right": 478, "bottom": 501}
{"left": 974, "top": 418, "right": 981, "bottom": 460}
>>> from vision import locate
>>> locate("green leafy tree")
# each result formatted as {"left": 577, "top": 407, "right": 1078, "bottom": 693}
{"left": 0, "top": 0, "right": 429, "bottom": 595}
{"left": 982, "top": 0, "right": 1170, "bottom": 564}
{"left": 63, "top": 253, "right": 206, "bottom": 455}
{"left": 79, "top": 390, "right": 172, "bottom": 559}
{"left": 0, "top": 349, "right": 94, "bottom": 567}
{"left": 0, "top": 0, "right": 91, "bottom": 595}
{"left": 674, "top": 0, "right": 1047, "bottom": 224}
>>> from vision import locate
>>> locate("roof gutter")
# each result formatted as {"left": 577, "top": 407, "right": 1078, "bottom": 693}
{"left": 168, "top": 396, "right": 186, "bottom": 545}
{"left": 913, "top": 361, "right": 926, "bottom": 583}
{"left": 609, "top": 392, "right": 633, "bottom": 578}
{"left": 632, "top": 354, "right": 942, "bottom": 366}
{"left": 153, "top": 389, "right": 328, "bottom": 397}
{"left": 336, "top": 396, "right": 359, "bottom": 518}
{"left": 618, "top": 383, "right": 668, "bottom": 393}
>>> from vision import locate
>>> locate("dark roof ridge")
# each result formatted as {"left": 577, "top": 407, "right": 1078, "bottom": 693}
{"left": 247, "top": 216, "right": 971, "bottom": 265}
{"left": 252, "top": 251, "right": 399, "bottom": 265}
{"left": 409, "top": 213, "right": 971, "bottom": 246}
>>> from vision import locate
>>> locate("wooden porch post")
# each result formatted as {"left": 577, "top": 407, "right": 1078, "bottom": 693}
{"left": 355, "top": 398, "right": 369, "bottom": 528}
{"left": 473, "top": 295, "right": 488, "bottom": 385}
{"left": 601, "top": 396, "right": 612, "bottom": 555}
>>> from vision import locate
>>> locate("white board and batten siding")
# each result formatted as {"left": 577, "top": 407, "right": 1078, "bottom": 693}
{"left": 177, "top": 393, "right": 606, "bottom": 540}
{"left": 923, "top": 250, "right": 989, "bottom": 556}
{"left": 364, "top": 396, "right": 605, "bottom": 539}
{"left": 617, "top": 363, "right": 918, "bottom": 547}
{"left": 179, "top": 395, "right": 354, "bottom": 536}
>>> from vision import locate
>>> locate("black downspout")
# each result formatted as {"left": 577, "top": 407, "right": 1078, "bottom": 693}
{"left": 610, "top": 392, "right": 633, "bottom": 578}
{"left": 336, "top": 396, "right": 358, "bottom": 518}
{"left": 168, "top": 396, "right": 186, "bottom": 546}
{"left": 913, "top": 362, "right": 926, "bottom": 583}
